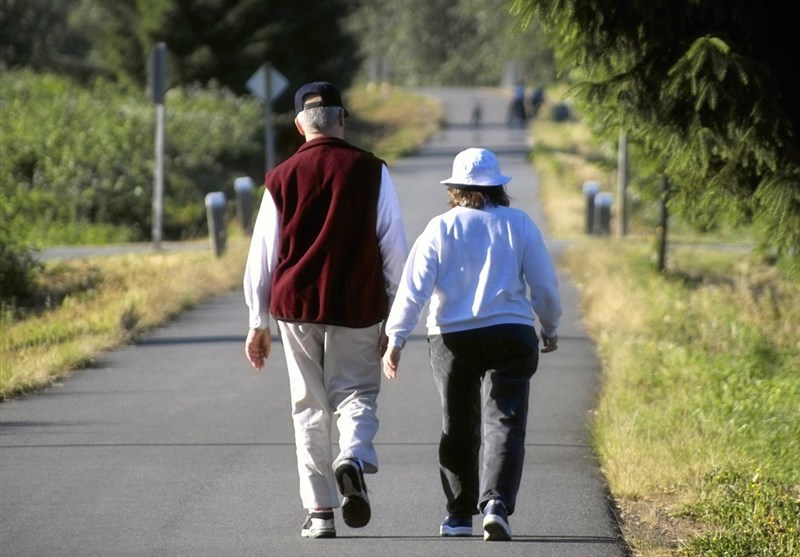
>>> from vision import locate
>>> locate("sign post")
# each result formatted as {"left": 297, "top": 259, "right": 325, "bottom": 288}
{"left": 264, "top": 66, "right": 274, "bottom": 171}
{"left": 617, "top": 129, "right": 629, "bottom": 237}
{"left": 150, "top": 43, "right": 167, "bottom": 249}
{"left": 247, "top": 64, "right": 288, "bottom": 173}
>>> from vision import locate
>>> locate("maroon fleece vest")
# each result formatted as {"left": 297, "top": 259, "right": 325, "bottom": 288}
{"left": 265, "top": 136, "right": 387, "bottom": 327}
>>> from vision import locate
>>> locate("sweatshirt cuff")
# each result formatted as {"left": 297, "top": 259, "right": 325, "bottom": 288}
{"left": 249, "top": 311, "right": 271, "bottom": 330}
{"left": 541, "top": 326, "right": 558, "bottom": 338}
{"left": 388, "top": 336, "right": 406, "bottom": 349}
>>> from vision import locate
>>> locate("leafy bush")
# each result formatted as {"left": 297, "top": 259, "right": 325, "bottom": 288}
{"left": 0, "top": 70, "right": 263, "bottom": 245}
{"left": 0, "top": 232, "right": 41, "bottom": 306}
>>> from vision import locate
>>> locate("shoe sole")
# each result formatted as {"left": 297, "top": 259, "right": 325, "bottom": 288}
{"left": 335, "top": 461, "right": 370, "bottom": 528}
{"left": 440, "top": 526, "right": 473, "bottom": 537}
{"left": 301, "top": 529, "right": 336, "bottom": 539}
{"left": 483, "top": 517, "right": 511, "bottom": 541}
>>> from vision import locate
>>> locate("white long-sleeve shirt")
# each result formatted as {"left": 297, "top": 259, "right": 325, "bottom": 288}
{"left": 385, "top": 205, "right": 561, "bottom": 348}
{"left": 243, "top": 164, "right": 408, "bottom": 330}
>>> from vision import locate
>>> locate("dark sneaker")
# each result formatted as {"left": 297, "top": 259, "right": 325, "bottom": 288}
{"left": 301, "top": 510, "right": 336, "bottom": 538}
{"left": 482, "top": 499, "right": 511, "bottom": 541}
{"left": 440, "top": 514, "right": 473, "bottom": 537}
{"left": 334, "top": 457, "right": 371, "bottom": 528}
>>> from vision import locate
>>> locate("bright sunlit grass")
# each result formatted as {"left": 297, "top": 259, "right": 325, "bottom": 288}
{"left": 569, "top": 242, "right": 800, "bottom": 484}
{"left": 533, "top": 93, "right": 800, "bottom": 557}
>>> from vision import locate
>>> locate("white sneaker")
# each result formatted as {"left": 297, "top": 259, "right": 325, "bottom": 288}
{"left": 334, "top": 457, "right": 371, "bottom": 528}
{"left": 301, "top": 510, "right": 336, "bottom": 538}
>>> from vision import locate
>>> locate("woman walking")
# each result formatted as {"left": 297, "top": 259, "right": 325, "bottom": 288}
{"left": 382, "top": 148, "right": 561, "bottom": 541}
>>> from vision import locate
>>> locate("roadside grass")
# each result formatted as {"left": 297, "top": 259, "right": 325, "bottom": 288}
{"left": 347, "top": 84, "right": 443, "bottom": 163}
{"left": 532, "top": 116, "right": 614, "bottom": 239}
{"left": 532, "top": 103, "right": 800, "bottom": 556}
{"left": 0, "top": 85, "right": 440, "bottom": 401}
{"left": 0, "top": 239, "right": 249, "bottom": 400}
{"left": 32, "top": 221, "right": 139, "bottom": 247}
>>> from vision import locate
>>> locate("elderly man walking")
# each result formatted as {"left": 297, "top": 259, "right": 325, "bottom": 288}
{"left": 243, "top": 81, "right": 408, "bottom": 538}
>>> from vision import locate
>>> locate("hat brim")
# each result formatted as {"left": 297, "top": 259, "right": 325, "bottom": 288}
{"left": 440, "top": 175, "right": 512, "bottom": 187}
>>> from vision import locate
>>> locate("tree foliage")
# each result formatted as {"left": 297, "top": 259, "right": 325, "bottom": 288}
{"left": 512, "top": 0, "right": 800, "bottom": 252}
{"left": 139, "top": 0, "right": 361, "bottom": 97}
{"left": 0, "top": 0, "right": 101, "bottom": 80}
{"left": 68, "top": 0, "right": 146, "bottom": 86}
{"left": 2, "top": 0, "right": 361, "bottom": 98}
{"left": 347, "top": 0, "right": 555, "bottom": 87}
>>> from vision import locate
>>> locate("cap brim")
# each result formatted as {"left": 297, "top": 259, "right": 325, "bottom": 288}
{"left": 298, "top": 103, "right": 349, "bottom": 117}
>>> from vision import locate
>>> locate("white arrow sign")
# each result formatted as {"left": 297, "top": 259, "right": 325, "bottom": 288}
{"left": 247, "top": 64, "right": 288, "bottom": 102}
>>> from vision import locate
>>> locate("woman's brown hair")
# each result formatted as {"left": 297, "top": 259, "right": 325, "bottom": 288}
{"left": 447, "top": 186, "right": 510, "bottom": 209}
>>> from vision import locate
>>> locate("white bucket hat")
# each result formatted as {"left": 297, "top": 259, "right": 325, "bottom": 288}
{"left": 440, "top": 148, "right": 511, "bottom": 187}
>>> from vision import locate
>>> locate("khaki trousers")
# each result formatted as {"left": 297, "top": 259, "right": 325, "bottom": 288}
{"left": 278, "top": 321, "right": 381, "bottom": 509}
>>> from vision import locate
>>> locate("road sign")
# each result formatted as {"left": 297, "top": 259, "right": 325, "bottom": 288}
{"left": 149, "top": 43, "right": 167, "bottom": 104}
{"left": 247, "top": 65, "right": 288, "bottom": 101}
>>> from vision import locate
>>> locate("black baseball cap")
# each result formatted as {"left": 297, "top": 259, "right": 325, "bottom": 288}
{"left": 294, "top": 81, "right": 349, "bottom": 116}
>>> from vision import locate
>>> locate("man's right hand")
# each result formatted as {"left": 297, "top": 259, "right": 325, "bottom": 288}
{"left": 245, "top": 328, "right": 272, "bottom": 370}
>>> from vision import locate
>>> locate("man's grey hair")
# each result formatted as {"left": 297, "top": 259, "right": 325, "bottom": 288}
{"left": 296, "top": 106, "right": 343, "bottom": 133}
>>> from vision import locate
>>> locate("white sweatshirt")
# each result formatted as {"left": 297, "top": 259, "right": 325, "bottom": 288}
{"left": 385, "top": 205, "right": 561, "bottom": 348}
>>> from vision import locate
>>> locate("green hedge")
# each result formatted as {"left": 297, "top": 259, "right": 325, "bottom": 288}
{"left": 0, "top": 70, "right": 263, "bottom": 245}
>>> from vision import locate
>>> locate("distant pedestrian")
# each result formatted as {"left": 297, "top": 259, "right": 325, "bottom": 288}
{"left": 507, "top": 83, "right": 527, "bottom": 128}
{"left": 469, "top": 101, "right": 482, "bottom": 129}
{"left": 382, "top": 148, "right": 561, "bottom": 541}
{"left": 243, "top": 81, "right": 408, "bottom": 538}
{"left": 530, "top": 87, "right": 545, "bottom": 118}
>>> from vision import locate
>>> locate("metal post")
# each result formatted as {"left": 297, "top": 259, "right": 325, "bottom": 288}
{"left": 657, "top": 176, "right": 670, "bottom": 272}
{"left": 151, "top": 43, "right": 167, "bottom": 250}
{"left": 246, "top": 63, "right": 287, "bottom": 175}
{"left": 153, "top": 103, "right": 165, "bottom": 249}
{"left": 264, "top": 64, "right": 275, "bottom": 172}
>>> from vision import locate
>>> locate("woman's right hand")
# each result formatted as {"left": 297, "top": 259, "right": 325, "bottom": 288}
{"left": 382, "top": 347, "right": 402, "bottom": 379}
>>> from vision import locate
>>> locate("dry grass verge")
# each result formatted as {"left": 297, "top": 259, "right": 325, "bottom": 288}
{"left": 0, "top": 240, "right": 248, "bottom": 399}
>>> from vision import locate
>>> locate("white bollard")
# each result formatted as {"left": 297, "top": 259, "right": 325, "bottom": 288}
{"left": 234, "top": 177, "right": 255, "bottom": 235}
{"left": 205, "top": 192, "right": 227, "bottom": 257}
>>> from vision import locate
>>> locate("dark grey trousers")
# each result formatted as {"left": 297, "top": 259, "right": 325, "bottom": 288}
{"left": 429, "top": 324, "right": 539, "bottom": 517}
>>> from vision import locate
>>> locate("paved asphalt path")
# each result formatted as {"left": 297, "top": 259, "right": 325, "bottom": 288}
{"left": 1, "top": 88, "right": 629, "bottom": 556}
